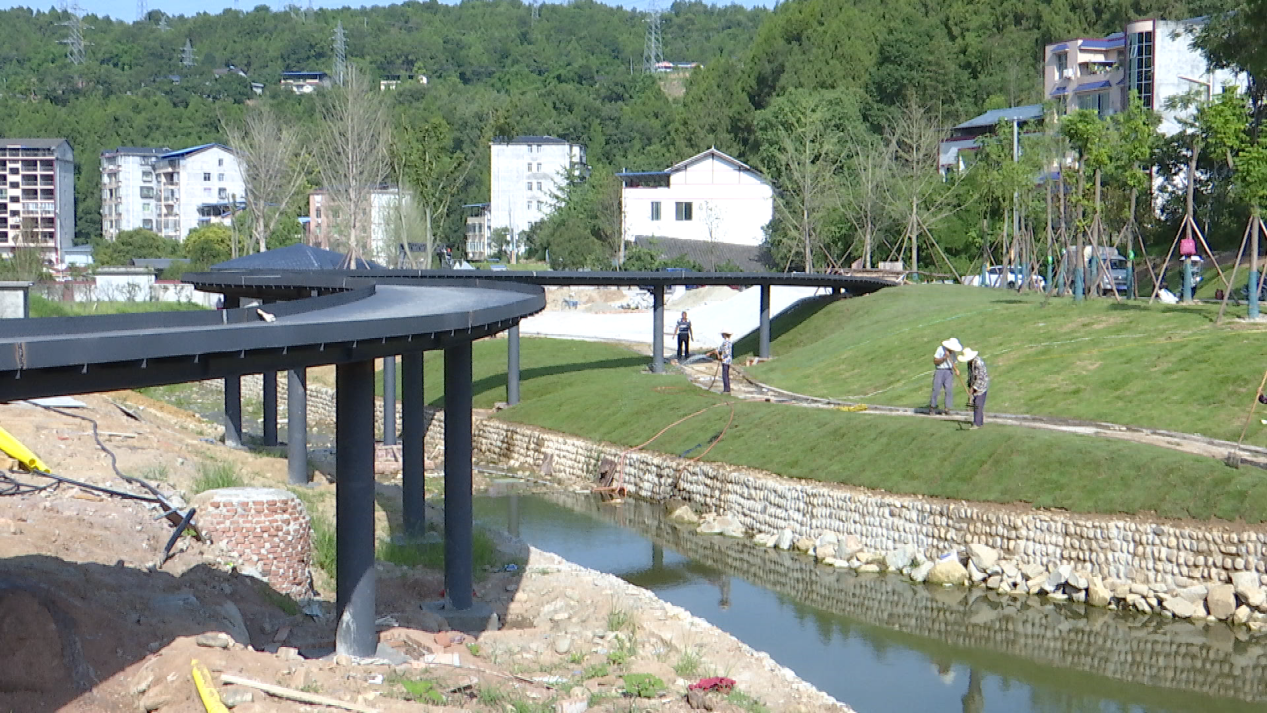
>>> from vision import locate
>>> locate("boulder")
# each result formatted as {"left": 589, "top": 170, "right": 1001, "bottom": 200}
{"left": 794, "top": 537, "right": 815, "bottom": 554}
{"left": 967, "top": 561, "right": 988, "bottom": 583}
{"left": 775, "top": 529, "right": 795, "bottom": 550}
{"left": 753, "top": 532, "right": 777, "bottom": 548}
{"left": 1232, "top": 571, "right": 1260, "bottom": 593}
{"left": 668, "top": 505, "right": 699, "bottom": 525}
{"left": 885, "top": 547, "right": 914, "bottom": 572}
{"left": 1176, "top": 585, "right": 1208, "bottom": 604}
{"left": 815, "top": 545, "right": 837, "bottom": 562}
{"left": 966, "top": 544, "right": 999, "bottom": 572}
{"left": 1086, "top": 578, "right": 1112, "bottom": 608}
{"left": 1208, "top": 584, "right": 1238, "bottom": 620}
{"left": 857, "top": 563, "right": 882, "bottom": 574}
{"left": 839, "top": 535, "right": 863, "bottom": 558}
{"left": 1235, "top": 605, "right": 1253, "bottom": 626}
{"left": 815, "top": 532, "right": 839, "bottom": 549}
{"left": 1164, "top": 597, "right": 1197, "bottom": 619}
{"left": 1067, "top": 571, "right": 1089, "bottom": 591}
{"left": 926, "top": 559, "right": 969, "bottom": 587}
{"left": 858, "top": 551, "right": 885, "bottom": 566}
{"left": 910, "top": 561, "right": 935, "bottom": 584}
{"left": 696, "top": 520, "right": 724, "bottom": 536}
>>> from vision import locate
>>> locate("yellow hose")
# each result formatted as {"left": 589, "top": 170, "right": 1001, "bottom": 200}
{"left": 0, "top": 425, "right": 49, "bottom": 473}
{"left": 191, "top": 659, "right": 230, "bottom": 713}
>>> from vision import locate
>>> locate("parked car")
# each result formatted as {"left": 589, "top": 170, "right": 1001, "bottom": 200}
{"left": 1092, "top": 257, "right": 1131, "bottom": 296}
{"left": 963, "top": 266, "right": 1045, "bottom": 290}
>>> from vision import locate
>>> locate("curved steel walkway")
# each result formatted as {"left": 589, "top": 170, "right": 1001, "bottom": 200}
{"left": 0, "top": 278, "right": 544, "bottom": 658}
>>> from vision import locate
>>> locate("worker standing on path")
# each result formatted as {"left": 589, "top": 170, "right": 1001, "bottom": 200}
{"left": 676, "top": 311, "right": 694, "bottom": 361}
{"left": 711, "top": 331, "right": 733, "bottom": 394}
{"left": 960, "top": 347, "right": 989, "bottom": 429}
{"left": 930, "top": 337, "right": 962, "bottom": 415}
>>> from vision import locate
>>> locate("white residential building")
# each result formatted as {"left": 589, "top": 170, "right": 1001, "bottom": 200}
{"left": 149, "top": 144, "right": 246, "bottom": 241}
{"left": 308, "top": 187, "right": 411, "bottom": 264}
{"left": 0, "top": 138, "right": 75, "bottom": 263}
{"left": 100, "top": 147, "right": 170, "bottom": 239}
{"left": 618, "top": 148, "right": 773, "bottom": 248}
{"left": 490, "top": 136, "right": 586, "bottom": 252}
{"left": 464, "top": 203, "right": 492, "bottom": 261}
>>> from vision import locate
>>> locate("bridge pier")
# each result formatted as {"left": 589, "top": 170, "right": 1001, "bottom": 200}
{"left": 507, "top": 324, "right": 520, "bottom": 405}
{"left": 383, "top": 356, "right": 397, "bottom": 445}
{"left": 335, "top": 358, "right": 377, "bottom": 658}
{"left": 652, "top": 285, "right": 665, "bottom": 373}
{"left": 401, "top": 350, "right": 426, "bottom": 538}
{"left": 758, "top": 285, "right": 771, "bottom": 360}
{"left": 287, "top": 368, "right": 308, "bottom": 485}
{"left": 263, "top": 370, "right": 278, "bottom": 446}
{"left": 444, "top": 341, "right": 475, "bottom": 610}
{"left": 223, "top": 295, "right": 242, "bottom": 447}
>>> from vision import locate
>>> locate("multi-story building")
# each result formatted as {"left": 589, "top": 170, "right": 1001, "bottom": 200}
{"left": 618, "top": 148, "right": 773, "bottom": 248}
{"left": 100, "top": 147, "right": 170, "bottom": 239}
{"left": 1044, "top": 17, "right": 1244, "bottom": 133}
{"left": 463, "top": 203, "right": 492, "bottom": 260}
{"left": 308, "top": 187, "right": 411, "bottom": 264}
{"left": 148, "top": 144, "right": 246, "bottom": 241}
{"left": 281, "top": 71, "right": 331, "bottom": 94}
{"left": 0, "top": 138, "right": 74, "bottom": 262}
{"left": 489, "top": 136, "right": 586, "bottom": 253}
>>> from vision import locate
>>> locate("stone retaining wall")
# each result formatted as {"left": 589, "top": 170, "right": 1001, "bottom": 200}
{"left": 547, "top": 492, "right": 1267, "bottom": 703}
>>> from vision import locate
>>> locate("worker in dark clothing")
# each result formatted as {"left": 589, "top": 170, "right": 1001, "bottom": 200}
{"left": 675, "top": 311, "right": 694, "bottom": 361}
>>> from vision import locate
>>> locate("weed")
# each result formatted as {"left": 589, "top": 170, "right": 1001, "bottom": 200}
{"left": 622, "top": 673, "right": 664, "bottom": 698}
{"left": 477, "top": 686, "right": 507, "bottom": 706}
{"left": 399, "top": 677, "right": 445, "bottom": 704}
{"left": 568, "top": 651, "right": 585, "bottom": 665}
{"left": 673, "top": 649, "right": 702, "bottom": 679}
{"left": 139, "top": 465, "right": 169, "bottom": 483}
{"left": 376, "top": 529, "right": 498, "bottom": 572}
{"left": 192, "top": 460, "right": 244, "bottom": 493}
{"left": 727, "top": 690, "right": 770, "bottom": 713}
{"left": 583, "top": 663, "right": 609, "bottom": 680}
{"left": 310, "top": 513, "right": 337, "bottom": 578}
{"left": 607, "top": 608, "right": 630, "bottom": 632}
{"left": 607, "top": 649, "right": 630, "bottom": 667}
{"left": 299, "top": 682, "right": 322, "bottom": 694}
{"left": 508, "top": 698, "right": 552, "bottom": 713}
{"left": 466, "top": 642, "right": 482, "bottom": 657}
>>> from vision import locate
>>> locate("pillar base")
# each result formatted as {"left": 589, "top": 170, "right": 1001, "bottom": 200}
{"left": 421, "top": 599, "right": 500, "bottom": 633}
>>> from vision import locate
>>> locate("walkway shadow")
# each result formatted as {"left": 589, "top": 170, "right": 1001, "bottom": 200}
{"left": 432, "top": 355, "right": 647, "bottom": 407}
{"left": 734, "top": 295, "right": 838, "bottom": 357}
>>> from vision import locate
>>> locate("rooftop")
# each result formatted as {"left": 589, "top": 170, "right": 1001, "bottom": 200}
{"left": 210, "top": 243, "right": 383, "bottom": 271}
{"left": 0, "top": 138, "right": 70, "bottom": 150}
{"left": 160, "top": 143, "right": 233, "bottom": 161}
{"left": 495, "top": 136, "right": 571, "bottom": 145}
{"left": 953, "top": 104, "right": 1044, "bottom": 131}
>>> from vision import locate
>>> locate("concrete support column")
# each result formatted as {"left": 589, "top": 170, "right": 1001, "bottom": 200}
{"left": 758, "top": 284, "right": 771, "bottom": 360}
{"left": 287, "top": 368, "right": 308, "bottom": 485}
{"left": 383, "top": 356, "right": 397, "bottom": 446}
{"left": 651, "top": 285, "right": 665, "bottom": 374}
{"left": 335, "top": 359, "right": 377, "bottom": 658}
{"left": 444, "top": 341, "right": 474, "bottom": 610}
{"left": 263, "top": 371, "right": 278, "bottom": 446}
{"left": 401, "top": 350, "right": 426, "bottom": 539}
{"left": 223, "top": 295, "right": 242, "bottom": 447}
{"left": 507, "top": 324, "right": 520, "bottom": 405}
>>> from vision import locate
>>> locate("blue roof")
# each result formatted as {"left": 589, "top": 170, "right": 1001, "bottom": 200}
{"left": 160, "top": 143, "right": 231, "bottom": 160}
{"left": 1050, "top": 44, "right": 1068, "bottom": 52}
{"left": 210, "top": 243, "right": 383, "bottom": 271}
{"left": 1074, "top": 80, "right": 1112, "bottom": 92}
{"left": 1081, "top": 34, "right": 1125, "bottom": 49}
{"left": 953, "top": 104, "right": 1044, "bottom": 130}
{"left": 1050, "top": 86, "right": 1068, "bottom": 96}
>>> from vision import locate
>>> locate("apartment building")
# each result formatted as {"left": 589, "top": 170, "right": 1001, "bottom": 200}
{"left": 489, "top": 136, "right": 586, "bottom": 254}
{"left": 100, "top": 147, "right": 170, "bottom": 240}
{"left": 1044, "top": 17, "right": 1244, "bottom": 133}
{"left": 0, "top": 138, "right": 75, "bottom": 262}
{"left": 307, "top": 187, "right": 411, "bottom": 264}
{"left": 147, "top": 144, "right": 246, "bottom": 241}
{"left": 464, "top": 203, "right": 492, "bottom": 261}
{"left": 618, "top": 148, "right": 773, "bottom": 248}
{"left": 281, "top": 71, "right": 331, "bottom": 94}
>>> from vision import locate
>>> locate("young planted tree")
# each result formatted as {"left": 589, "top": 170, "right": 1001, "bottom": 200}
{"left": 1060, "top": 109, "right": 1112, "bottom": 299}
{"left": 396, "top": 117, "right": 473, "bottom": 269}
{"left": 1107, "top": 94, "right": 1161, "bottom": 297}
{"left": 837, "top": 130, "right": 890, "bottom": 269}
{"left": 313, "top": 66, "right": 390, "bottom": 265}
{"left": 222, "top": 104, "right": 311, "bottom": 255}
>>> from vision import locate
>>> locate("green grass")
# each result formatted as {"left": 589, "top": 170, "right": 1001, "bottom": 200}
{"left": 475, "top": 335, "right": 1267, "bottom": 522}
{"left": 289, "top": 487, "right": 337, "bottom": 579}
{"left": 674, "top": 650, "right": 703, "bottom": 678}
{"left": 191, "top": 460, "right": 244, "bottom": 493}
{"left": 376, "top": 529, "right": 498, "bottom": 571}
{"left": 30, "top": 295, "right": 207, "bottom": 317}
{"left": 727, "top": 690, "right": 770, "bottom": 713}
{"left": 737, "top": 284, "right": 1267, "bottom": 445}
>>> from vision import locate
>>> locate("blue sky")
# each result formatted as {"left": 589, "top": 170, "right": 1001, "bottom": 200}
{"left": 4, "top": 0, "right": 775, "bottom": 22}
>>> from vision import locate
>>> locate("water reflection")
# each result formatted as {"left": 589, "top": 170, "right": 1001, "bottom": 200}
{"left": 475, "top": 491, "right": 1267, "bottom": 713}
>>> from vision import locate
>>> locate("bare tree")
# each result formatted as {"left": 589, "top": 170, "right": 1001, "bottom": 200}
{"left": 223, "top": 104, "right": 311, "bottom": 254}
{"left": 314, "top": 66, "right": 390, "bottom": 264}
{"left": 838, "top": 131, "right": 890, "bottom": 269}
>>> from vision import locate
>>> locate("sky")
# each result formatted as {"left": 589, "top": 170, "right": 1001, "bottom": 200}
{"left": 2, "top": 0, "right": 775, "bottom": 22}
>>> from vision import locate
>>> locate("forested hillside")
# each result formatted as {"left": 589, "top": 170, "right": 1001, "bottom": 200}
{"left": 0, "top": 0, "right": 1252, "bottom": 272}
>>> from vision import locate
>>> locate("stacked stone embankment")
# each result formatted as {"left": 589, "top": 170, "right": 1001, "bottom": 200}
{"left": 205, "top": 378, "right": 1267, "bottom": 628}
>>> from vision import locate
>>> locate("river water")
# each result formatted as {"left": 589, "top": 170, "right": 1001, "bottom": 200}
{"left": 474, "top": 489, "right": 1265, "bottom": 713}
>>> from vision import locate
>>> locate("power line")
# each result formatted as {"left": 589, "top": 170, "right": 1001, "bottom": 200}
{"left": 333, "top": 20, "right": 347, "bottom": 86}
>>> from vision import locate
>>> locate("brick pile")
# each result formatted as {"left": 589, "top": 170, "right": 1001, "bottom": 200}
{"left": 194, "top": 487, "right": 313, "bottom": 597}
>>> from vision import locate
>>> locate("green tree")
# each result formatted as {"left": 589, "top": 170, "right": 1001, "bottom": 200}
{"left": 92, "top": 228, "right": 182, "bottom": 266}
{"left": 183, "top": 223, "right": 233, "bottom": 269}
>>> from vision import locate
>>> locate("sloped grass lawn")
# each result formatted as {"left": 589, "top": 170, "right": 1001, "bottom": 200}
{"left": 740, "top": 284, "right": 1267, "bottom": 444}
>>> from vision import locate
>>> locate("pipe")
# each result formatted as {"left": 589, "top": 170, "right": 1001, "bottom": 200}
{"left": 287, "top": 368, "right": 308, "bottom": 485}
{"left": 507, "top": 324, "right": 520, "bottom": 405}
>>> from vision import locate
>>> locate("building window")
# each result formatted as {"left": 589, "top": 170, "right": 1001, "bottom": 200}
{"left": 536, "top": 181, "right": 542, "bottom": 191}
{"left": 204, "top": 187, "right": 212, "bottom": 197}
{"left": 142, "top": 203, "right": 151, "bottom": 213}
{"left": 527, "top": 162, "right": 533, "bottom": 172}
{"left": 139, "top": 186, "right": 154, "bottom": 199}
{"left": 675, "top": 201, "right": 693, "bottom": 221}
{"left": 203, "top": 172, "right": 211, "bottom": 181}
{"left": 536, "top": 163, "right": 542, "bottom": 172}
{"left": 1129, "top": 30, "right": 1154, "bottom": 109}
{"left": 537, "top": 201, "right": 543, "bottom": 210}
{"left": 315, "top": 207, "right": 322, "bottom": 219}
{"left": 651, "top": 201, "right": 661, "bottom": 221}
{"left": 142, "top": 219, "right": 153, "bottom": 230}
{"left": 526, "top": 200, "right": 532, "bottom": 209}
{"left": 526, "top": 182, "right": 533, "bottom": 191}
{"left": 218, "top": 188, "right": 228, "bottom": 200}
{"left": 1055, "top": 51, "right": 1068, "bottom": 77}
{"left": 1077, "top": 90, "right": 1111, "bottom": 117}
{"left": 217, "top": 173, "right": 224, "bottom": 181}
{"left": 142, "top": 171, "right": 153, "bottom": 182}
{"left": 218, "top": 158, "right": 224, "bottom": 167}
{"left": 535, "top": 144, "right": 542, "bottom": 153}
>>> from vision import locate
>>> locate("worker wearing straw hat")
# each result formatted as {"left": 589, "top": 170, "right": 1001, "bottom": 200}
{"left": 930, "top": 337, "right": 962, "bottom": 415}
{"left": 959, "top": 346, "right": 989, "bottom": 429}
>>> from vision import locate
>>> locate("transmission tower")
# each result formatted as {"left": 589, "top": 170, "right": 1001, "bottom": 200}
{"left": 531, "top": 2, "right": 539, "bottom": 22}
{"left": 333, "top": 20, "right": 347, "bottom": 86}
{"left": 181, "top": 38, "right": 195, "bottom": 67}
{"left": 158, "top": 15, "right": 169, "bottom": 30}
{"left": 642, "top": 4, "right": 662, "bottom": 74}
{"left": 58, "top": 4, "right": 89, "bottom": 66}
{"left": 136, "top": 0, "right": 146, "bottom": 22}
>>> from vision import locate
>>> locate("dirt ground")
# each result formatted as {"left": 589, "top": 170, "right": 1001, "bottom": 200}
{"left": 0, "top": 393, "right": 847, "bottom": 713}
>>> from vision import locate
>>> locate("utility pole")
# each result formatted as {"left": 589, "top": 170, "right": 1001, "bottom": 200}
{"left": 642, "top": 3, "right": 662, "bottom": 74}
{"left": 333, "top": 21, "right": 347, "bottom": 86}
